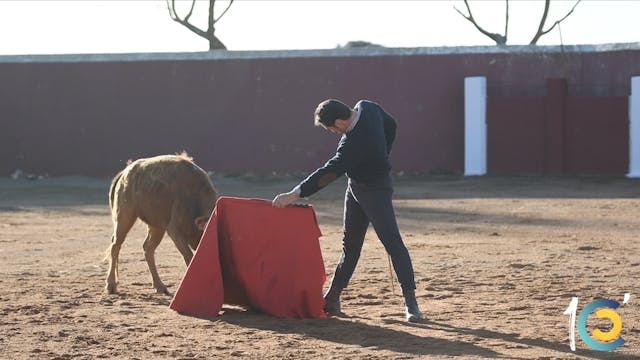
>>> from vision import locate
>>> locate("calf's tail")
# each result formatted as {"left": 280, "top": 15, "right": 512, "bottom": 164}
{"left": 109, "top": 170, "right": 123, "bottom": 211}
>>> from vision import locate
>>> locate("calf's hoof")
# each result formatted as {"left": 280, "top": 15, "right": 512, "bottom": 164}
{"left": 155, "top": 285, "right": 171, "bottom": 296}
{"left": 105, "top": 283, "right": 117, "bottom": 294}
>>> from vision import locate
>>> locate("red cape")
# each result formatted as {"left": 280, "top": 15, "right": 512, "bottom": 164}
{"left": 169, "top": 197, "right": 326, "bottom": 318}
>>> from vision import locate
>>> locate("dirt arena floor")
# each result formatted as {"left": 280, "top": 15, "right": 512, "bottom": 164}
{"left": 1, "top": 174, "right": 639, "bottom": 359}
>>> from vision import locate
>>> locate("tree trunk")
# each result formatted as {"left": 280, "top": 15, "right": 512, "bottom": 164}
{"left": 207, "top": 1, "right": 227, "bottom": 50}
{"left": 209, "top": 35, "right": 227, "bottom": 50}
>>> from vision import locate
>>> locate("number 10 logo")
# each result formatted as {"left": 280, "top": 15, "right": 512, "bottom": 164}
{"left": 563, "top": 294, "right": 630, "bottom": 351}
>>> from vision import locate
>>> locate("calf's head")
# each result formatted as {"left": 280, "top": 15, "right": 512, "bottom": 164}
{"left": 183, "top": 215, "right": 210, "bottom": 251}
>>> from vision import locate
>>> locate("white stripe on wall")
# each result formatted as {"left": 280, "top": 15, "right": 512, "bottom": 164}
{"left": 464, "top": 76, "right": 487, "bottom": 176}
{"left": 629, "top": 76, "right": 640, "bottom": 178}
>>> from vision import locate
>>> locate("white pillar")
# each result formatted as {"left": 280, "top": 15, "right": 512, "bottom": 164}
{"left": 629, "top": 76, "right": 640, "bottom": 178}
{"left": 464, "top": 76, "right": 487, "bottom": 176}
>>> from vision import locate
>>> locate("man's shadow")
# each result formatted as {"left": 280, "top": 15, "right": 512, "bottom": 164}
{"left": 213, "top": 309, "right": 638, "bottom": 359}
{"left": 219, "top": 309, "right": 502, "bottom": 358}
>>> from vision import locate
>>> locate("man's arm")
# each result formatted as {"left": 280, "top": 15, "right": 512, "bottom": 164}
{"left": 272, "top": 140, "right": 351, "bottom": 207}
{"left": 272, "top": 157, "right": 344, "bottom": 208}
{"left": 382, "top": 109, "right": 397, "bottom": 154}
{"left": 297, "top": 150, "right": 348, "bottom": 197}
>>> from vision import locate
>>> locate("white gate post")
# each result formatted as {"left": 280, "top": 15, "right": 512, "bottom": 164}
{"left": 464, "top": 76, "right": 487, "bottom": 176}
{"left": 629, "top": 76, "right": 640, "bottom": 178}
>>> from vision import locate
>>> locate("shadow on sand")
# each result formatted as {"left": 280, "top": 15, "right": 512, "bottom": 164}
{"left": 218, "top": 309, "right": 502, "bottom": 358}
{"left": 177, "top": 309, "right": 638, "bottom": 359}
{"left": 383, "top": 318, "right": 636, "bottom": 360}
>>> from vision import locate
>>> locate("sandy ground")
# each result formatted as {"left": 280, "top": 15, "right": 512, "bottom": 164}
{"left": 0, "top": 174, "right": 639, "bottom": 359}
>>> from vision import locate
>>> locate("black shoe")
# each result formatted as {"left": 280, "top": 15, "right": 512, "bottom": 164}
{"left": 403, "top": 289, "right": 423, "bottom": 323}
{"left": 323, "top": 288, "right": 342, "bottom": 315}
{"left": 323, "top": 296, "right": 341, "bottom": 315}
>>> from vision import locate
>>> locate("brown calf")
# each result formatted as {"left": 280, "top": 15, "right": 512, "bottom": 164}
{"left": 105, "top": 154, "right": 218, "bottom": 295}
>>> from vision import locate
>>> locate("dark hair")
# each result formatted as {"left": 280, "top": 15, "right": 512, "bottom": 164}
{"left": 314, "top": 99, "right": 351, "bottom": 127}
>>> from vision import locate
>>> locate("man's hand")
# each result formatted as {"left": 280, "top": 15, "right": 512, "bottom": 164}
{"left": 272, "top": 191, "right": 300, "bottom": 208}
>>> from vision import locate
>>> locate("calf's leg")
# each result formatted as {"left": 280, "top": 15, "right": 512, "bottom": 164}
{"left": 105, "top": 211, "right": 136, "bottom": 294}
{"left": 143, "top": 226, "right": 170, "bottom": 295}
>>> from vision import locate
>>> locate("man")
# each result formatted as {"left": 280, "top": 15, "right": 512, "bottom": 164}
{"left": 272, "top": 99, "right": 422, "bottom": 322}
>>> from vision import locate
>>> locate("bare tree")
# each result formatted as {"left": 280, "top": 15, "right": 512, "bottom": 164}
{"left": 455, "top": 0, "right": 509, "bottom": 46}
{"left": 454, "top": 0, "right": 581, "bottom": 46}
{"left": 529, "top": 0, "right": 581, "bottom": 45}
{"left": 166, "top": 0, "right": 234, "bottom": 50}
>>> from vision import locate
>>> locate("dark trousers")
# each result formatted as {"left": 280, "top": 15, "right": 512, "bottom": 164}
{"left": 327, "top": 175, "right": 416, "bottom": 294}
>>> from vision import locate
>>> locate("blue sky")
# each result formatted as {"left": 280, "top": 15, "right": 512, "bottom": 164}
{"left": 1, "top": 1, "right": 639, "bottom": 55}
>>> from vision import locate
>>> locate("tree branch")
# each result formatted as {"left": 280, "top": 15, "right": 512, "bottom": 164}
{"left": 541, "top": 0, "right": 581, "bottom": 35}
{"left": 455, "top": 0, "right": 507, "bottom": 45}
{"left": 166, "top": 0, "right": 233, "bottom": 50}
{"left": 214, "top": 0, "right": 235, "bottom": 23}
{"left": 530, "top": 0, "right": 581, "bottom": 45}
{"left": 166, "top": 0, "right": 208, "bottom": 39}
{"left": 183, "top": 0, "right": 197, "bottom": 23}
{"left": 504, "top": 0, "right": 509, "bottom": 40}
{"left": 530, "top": 0, "right": 551, "bottom": 45}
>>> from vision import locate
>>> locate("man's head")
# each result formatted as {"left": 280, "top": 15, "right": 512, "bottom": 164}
{"left": 314, "top": 99, "right": 352, "bottom": 133}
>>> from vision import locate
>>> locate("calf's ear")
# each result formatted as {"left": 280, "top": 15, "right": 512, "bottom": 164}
{"left": 195, "top": 216, "right": 210, "bottom": 231}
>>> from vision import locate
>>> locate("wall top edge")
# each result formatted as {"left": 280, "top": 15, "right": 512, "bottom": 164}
{"left": 1, "top": 43, "right": 640, "bottom": 63}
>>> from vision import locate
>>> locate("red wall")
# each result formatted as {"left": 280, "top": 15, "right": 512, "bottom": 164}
{"left": 487, "top": 97, "right": 546, "bottom": 174}
{"left": 565, "top": 96, "right": 629, "bottom": 174}
{"left": 487, "top": 79, "right": 629, "bottom": 175}
{"left": 1, "top": 46, "right": 639, "bottom": 177}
